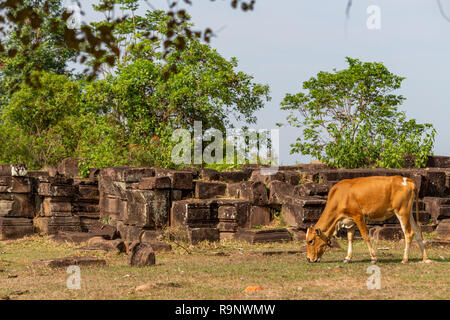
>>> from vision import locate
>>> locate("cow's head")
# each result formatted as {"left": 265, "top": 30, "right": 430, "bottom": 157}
{"left": 306, "top": 226, "right": 332, "bottom": 263}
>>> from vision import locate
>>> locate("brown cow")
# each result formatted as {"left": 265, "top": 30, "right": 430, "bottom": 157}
{"left": 306, "top": 176, "right": 431, "bottom": 264}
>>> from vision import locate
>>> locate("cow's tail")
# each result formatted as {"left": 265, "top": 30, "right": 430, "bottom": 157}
{"left": 414, "top": 183, "right": 423, "bottom": 238}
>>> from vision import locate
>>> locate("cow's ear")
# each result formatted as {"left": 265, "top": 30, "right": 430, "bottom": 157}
{"left": 315, "top": 228, "right": 321, "bottom": 236}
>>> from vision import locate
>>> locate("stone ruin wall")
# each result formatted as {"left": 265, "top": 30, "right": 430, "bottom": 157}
{"left": 1, "top": 156, "right": 450, "bottom": 244}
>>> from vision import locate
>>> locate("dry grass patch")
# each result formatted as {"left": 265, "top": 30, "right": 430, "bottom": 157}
{"left": 0, "top": 234, "right": 449, "bottom": 300}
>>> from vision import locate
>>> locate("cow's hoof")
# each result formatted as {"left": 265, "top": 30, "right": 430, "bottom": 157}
{"left": 343, "top": 259, "right": 351, "bottom": 264}
{"left": 420, "top": 259, "right": 432, "bottom": 264}
{"left": 370, "top": 260, "right": 377, "bottom": 265}
{"left": 401, "top": 260, "right": 408, "bottom": 264}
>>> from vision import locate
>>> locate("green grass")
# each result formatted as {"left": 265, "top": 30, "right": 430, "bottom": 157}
{"left": 0, "top": 235, "right": 449, "bottom": 300}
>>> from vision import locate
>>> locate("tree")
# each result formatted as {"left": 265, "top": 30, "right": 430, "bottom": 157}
{"left": 79, "top": 9, "right": 270, "bottom": 169}
{"left": 281, "top": 57, "right": 436, "bottom": 169}
{"left": 0, "top": 72, "right": 81, "bottom": 168}
{"left": 0, "top": 0, "right": 76, "bottom": 107}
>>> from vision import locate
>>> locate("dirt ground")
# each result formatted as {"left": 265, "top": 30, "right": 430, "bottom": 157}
{"left": 0, "top": 234, "right": 449, "bottom": 300}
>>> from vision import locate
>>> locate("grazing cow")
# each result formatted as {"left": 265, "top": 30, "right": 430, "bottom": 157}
{"left": 306, "top": 176, "right": 431, "bottom": 264}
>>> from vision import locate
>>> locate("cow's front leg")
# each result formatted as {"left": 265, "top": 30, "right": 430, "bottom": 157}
{"left": 354, "top": 217, "right": 377, "bottom": 263}
{"left": 343, "top": 225, "right": 356, "bottom": 263}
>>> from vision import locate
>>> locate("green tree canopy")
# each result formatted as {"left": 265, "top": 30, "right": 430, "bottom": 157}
{"left": 281, "top": 57, "right": 436, "bottom": 168}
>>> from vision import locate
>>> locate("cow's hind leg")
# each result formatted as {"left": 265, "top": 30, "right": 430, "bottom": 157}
{"left": 353, "top": 217, "right": 377, "bottom": 263}
{"left": 344, "top": 225, "right": 356, "bottom": 263}
{"left": 395, "top": 211, "right": 415, "bottom": 264}
{"left": 409, "top": 215, "right": 432, "bottom": 263}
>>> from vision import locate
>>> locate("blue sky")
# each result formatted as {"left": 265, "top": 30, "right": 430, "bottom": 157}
{"left": 75, "top": 0, "right": 450, "bottom": 164}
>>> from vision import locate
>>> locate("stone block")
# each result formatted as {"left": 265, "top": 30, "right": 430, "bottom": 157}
{"left": 124, "top": 189, "right": 170, "bottom": 228}
{"left": 33, "top": 256, "right": 106, "bottom": 268}
{"left": 195, "top": 181, "right": 227, "bottom": 199}
{"left": 171, "top": 200, "right": 216, "bottom": 227}
{"left": 423, "top": 197, "right": 450, "bottom": 223}
{"left": 34, "top": 216, "right": 81, "bottom": 235}
{"left": 436, "top": 219, "right": 450, "bottom": 239}
{"left": 372, "top": 226, "right": 404, "bottom": 241}
{"left": 268, "top": 181, "right": 294, "bottom": 207}
{"left": 294, "top": 183, "right": 329, "bottom": 197}
{"left": 227, "top": 181, "right": 268, "bottom": 205}
{"left": 234, "top": 228, "right": 292, "bottom": 244}
{"left": 0, "top": 194, "right": 35, "bottom": 218}
{"left": 128, "top": 242, "right": 156, "bottom": 267}
{"left": 281, "top": 197, "right": 326, "bottom": 228}
{"left": 0, "top": 217, "right": 34, "bottom": 240}
{"left": 87, "top": 237, "right": 126, "bottom": 253}
{"left": 57, "top": 158, "right": 85, "bottom": 178}
{"left": 138, "top": 176, "right": 171, "bottom": 190}
{"left": 188, "top": 227, "right": 220, "bottom": 244}
{"left": 247, "top": 206, "right": 271, "bottom": 228}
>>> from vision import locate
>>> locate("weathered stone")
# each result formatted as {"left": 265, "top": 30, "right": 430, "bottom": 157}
{"left": 171, "top": 200, "right": 217, "bottom": 227}
{"left": 42, "top": 198, "right": 72, "bottom": 216}
{"left": 188, "top": 227, "right": 220, "bottom": 244}
{"left": 372, "top": 226, "right": 404, "bottom": 241}
{"left": 116, "top": 222, "right": 142, "bottom": 242}
{"left": 128, "top": 242, "right": 156, "bottom": 267}
{"left": 281, "top": 197, "right": 326, "bottom": 228}
{"left": 52, "top": 231, "right": 105, "bottom": 243}
{"left": 99, "top": 194, "right": 127, "bottom": 220}
{"left": 32, "top": 256, "right": 106, "bottom": 268}
{"left": 423, "top": 197, "right": 450, "bottom": 223}
{"left": 268, "top": 181, "right": 294, "bottom": 207}
{"left": 211, "top": 199, "right": 251, "bottom": 227}
{"left": 294, "top": 183, "right": 329, "bottom": 197}
{"left": 72, "top": 201, "right": 99, "bottom": 218}
{"left": 140, "top": 229, "right": 164, "bottom": 242}
{"left": 145, "top": 240, "right": 172, "bottom": 252}
{"left": 234, "top": 228, "right": 292, "bottom": 244}
{"left": 0, "top": 194, "right": 35, "bottom": 218}
{"left": 247, "top": 206, "right": 271, "bottom": 228}
{"left": 227, "top": 181, "right": 268, "bottom": 205}
{"left": 217, "top": 221, "right": 238, "bottom": 232}
{"left": 34, "top": 216, "right": 81, "bottom": 235}
{"left": 38, "top": 183, "right": 76, "bottom": 197}
{"left": 76, "top": 184, "right": 99, "bottom": 200}
{"left": 436, "top": 219, "right": 450, "bottom": 239}
{"left": 138, "top": 177, "right": 171, "bottom": 190}
{"left": 219, "top": 171, "right": 251, "bottom": 183}
{"left": 426, "top": 156, "right": 450, "bottom": 168}
{"left": 78, "top": 220, "right": 118, "bottom": 240}
{"left": 57, "top": 158, "right": 85, "bottom": 178}
{"left": 250, "top": 170, "right": 285, "bottom": 184}
{"left": 195, "top": 181, "right": 227, "bottom": 199}
{"left": 282, "top": 171, "right": 301, "bottom": 185}
{"left": 100, "top": 167, "right": 155, "bottom": 183}
{"left": 199, "top": 169, "right": 221, "bottom": 181}
{"left": 0, "top": 217, "right": 34, "bottom": 240}
{"left": 155, "top": 169, "right": 193, "bottom": 189}
{"left": 87, "top": 237, "right": 126, "bottom": 253}
{"left": 125, "top": 189, "right": 170, "bottom": 228}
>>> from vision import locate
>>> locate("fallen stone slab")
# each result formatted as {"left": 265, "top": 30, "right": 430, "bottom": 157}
{"left": 249, "top": 248, "right": 306, "bottom": 255}
{"left": 32, "top": 256, "right": 106, "bottom": 268}
{"left": 145, "top": 240, "right": 172, "bottom": 252}
{"left": 87, "top": 237, "right": 126, "bottom": 253}
{"left": 52, "top": 231, "right": 107, "bottom": 244}
{"left": 128, "top": 242, "right": 156, "bottom": 267}
{"left": 234, "top": 228, "right": 292, "bottom": 244}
